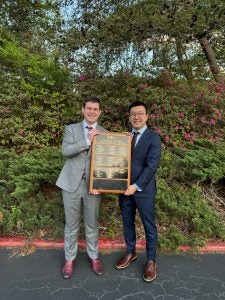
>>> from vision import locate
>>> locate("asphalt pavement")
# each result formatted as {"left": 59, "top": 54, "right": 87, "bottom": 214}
{"left": 0, "top": 248, "right": 225, "bottom": 300}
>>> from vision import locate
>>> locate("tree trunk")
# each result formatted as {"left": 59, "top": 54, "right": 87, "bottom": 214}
{"left": 198, "top": 35, "right": 223, "bottom": 82}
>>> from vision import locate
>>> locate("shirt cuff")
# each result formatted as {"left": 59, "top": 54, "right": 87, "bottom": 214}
{"left": 86, "top": 140, "right": 91, "bottom": 147}
{"left": 134, "top": 183, "right": 142, "bottom": 192}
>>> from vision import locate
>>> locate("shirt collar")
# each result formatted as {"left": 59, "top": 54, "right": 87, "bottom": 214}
{"left": 83, "top": 120, "right": 97, "bottom": 129}
{"left": 132, "top": 124, "right": 147, "bottom": 135}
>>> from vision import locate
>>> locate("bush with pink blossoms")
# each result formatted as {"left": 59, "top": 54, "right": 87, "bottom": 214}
{"left": 135, "top": 81, "right": 225, "bottom": 147}
{"left": 75, "top": 75, "right": 225, "bottom": 147}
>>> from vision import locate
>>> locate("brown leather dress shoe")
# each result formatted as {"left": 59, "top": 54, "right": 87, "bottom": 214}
{"left": 62, "top": 260, "right": 74, "bottom": 279}
{"left": 143, "top": 260, "right": 157, "bottom": 282}
{"left": 88, "top": 257, "right": 103, "bottom": 275}
{"left": 116, "top": 253, "right": 137, "bottom": 269}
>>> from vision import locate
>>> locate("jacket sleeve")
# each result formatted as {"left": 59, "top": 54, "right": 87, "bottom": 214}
{"left": 135, "top": 133, "right": 161, "bottom": 189}
{"left": 61, "top": 125, "right": 89, "bottom": 158}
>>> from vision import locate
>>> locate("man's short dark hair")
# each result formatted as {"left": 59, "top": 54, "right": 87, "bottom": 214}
{"left": 82, "top": 96, "right": 101, "bottom": 109}
{"left": 129, "top": 101, "right": 147, "bottom": 113}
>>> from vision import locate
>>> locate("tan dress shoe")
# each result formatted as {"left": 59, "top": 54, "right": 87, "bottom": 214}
{"left": 116, "top": 253, "right": 137, "bottom": 269}
{"left": 143, "top": 260, "right": 157, "bottom": 282}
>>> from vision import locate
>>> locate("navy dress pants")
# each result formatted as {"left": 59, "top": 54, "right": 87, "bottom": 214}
{"left": 119, "top": 194, "right": 157, "bottom": 261}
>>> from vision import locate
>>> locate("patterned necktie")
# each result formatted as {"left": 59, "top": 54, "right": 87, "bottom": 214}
{"left": 131, "top": 131, "right": 139, "bottom": 156}
{"left": 86, "top": 126, "right": 93, "bottom": 139}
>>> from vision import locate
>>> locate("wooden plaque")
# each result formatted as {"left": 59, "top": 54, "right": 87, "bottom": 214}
{"left": 90, "top": 132, "right": 131, "bottom": 193}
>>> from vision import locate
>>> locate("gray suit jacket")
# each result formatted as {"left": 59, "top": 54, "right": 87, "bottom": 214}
{"left": 56, "top": 121, "right": 106, "bottom": 192}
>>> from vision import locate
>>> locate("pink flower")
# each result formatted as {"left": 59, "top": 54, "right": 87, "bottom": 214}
{"left": 209, "top": 137, "right": 216, "bottom": 143}
{"left": 140, "top": 83, "right": 149, "bottom": 90}
{"left": 164, "top": 136, "right": 170, "bottom": 142}
{"left": 217, "top": 113, "right": 222, "bottom": 119}
{"left": 179, "top": 143, "right": 185, "bottom": 148}
{"left": 184, "top": 132, "right": 191, "bottom": 139}
{"left": 167, "top": 79, "right": 174, "bottom": 86}
{"left": 178, "top": 112, "right": 184, "bottom": 119}
{"left": 210, "top": 119, "right": 216, "bottom": 125}
{"left": 151, "top": 104, "right": 158, "bottom": 109}
{"left": 155, "top": 129, "right": 161, "bottom": 134}
{"left": 196, "top": 92, "right": 204, "bottom": 99}
{"left": 149, "top": 114, "right": 155, "bottom": 119}
{"left": 79, "top": 75, "right": 86, "bottom": 81}
{"left": 18, "top": 130, "right": 25, "bottom": 136}
{"left": 215, "top": 85, "right": 225, "bottom": 92}
{"left": 207, "top": 82, "right": 214, "bottom": 88}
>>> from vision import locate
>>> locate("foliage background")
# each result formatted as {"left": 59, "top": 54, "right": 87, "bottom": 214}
{"left": 0, "top": 0, "right": 225, "bottom": 252}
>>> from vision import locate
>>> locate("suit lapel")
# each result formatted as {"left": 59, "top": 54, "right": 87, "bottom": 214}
{"left": 134, "top": 128, "right": 149, "bottom": 155}
{"left": 96, "top": 124, "right": 102, "bottom": 131}
{"left": 79, "top": 122, "right": 85, "bottom": 139}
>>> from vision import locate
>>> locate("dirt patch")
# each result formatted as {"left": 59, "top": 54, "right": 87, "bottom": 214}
{"left": 202, "top": 183, "right": 225, "bottom": 221}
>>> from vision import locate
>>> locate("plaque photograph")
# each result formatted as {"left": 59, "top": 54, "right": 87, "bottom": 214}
{"left": 90, "top": 132, "right": 132, "bottom": 193}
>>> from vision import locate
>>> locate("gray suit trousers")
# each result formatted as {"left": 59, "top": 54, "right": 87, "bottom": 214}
{"left": 62, "top": 178, "right": 101, "bottom": 260}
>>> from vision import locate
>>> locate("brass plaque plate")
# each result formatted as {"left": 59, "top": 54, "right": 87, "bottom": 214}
{"left": 90, "top": 132, "right": 131, "bottom": 193}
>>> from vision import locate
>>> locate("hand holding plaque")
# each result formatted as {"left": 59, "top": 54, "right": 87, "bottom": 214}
{"left": 88, "top": 128, "right": 102, "bottom": 142}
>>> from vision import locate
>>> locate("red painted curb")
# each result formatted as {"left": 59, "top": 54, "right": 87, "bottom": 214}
{"left": 0, "top": 237, "right": 225, "bottom": 253}
{"left": 178, "top": 242, "right": 225, "bottom": 253}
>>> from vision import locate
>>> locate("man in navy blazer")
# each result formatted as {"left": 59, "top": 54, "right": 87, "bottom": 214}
{"left": 116, "top": 101, "right": 161, "bottom": 282}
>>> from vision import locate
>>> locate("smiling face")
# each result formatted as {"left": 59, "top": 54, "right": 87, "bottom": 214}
{"left": 82, "top": 101, "right": 101, "bottom": 125}
{"left": 129, "top": 105, "right": 148, "bottom": 130}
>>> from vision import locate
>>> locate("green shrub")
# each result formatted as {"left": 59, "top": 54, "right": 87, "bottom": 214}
{"left": 158, "top": 141, "right": 225, "bottom": 184}
{"left": 157, "top": 179, "right": 225, "bottom": 251}
{"left": 1, "top": 142, "right": 224, "bottom": 250}
{"left": 173, "top": 140, "right": 225, "bottom": 183}
{"left": 0, "top": 147, "right": 64, "bottom": 239}
{"left": 7, "top": 147, "right": 63, "bottom": 200}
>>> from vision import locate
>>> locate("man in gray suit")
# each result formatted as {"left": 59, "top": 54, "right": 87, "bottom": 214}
{"left": 56, "top": 96, "right": 106, "bottom": 279}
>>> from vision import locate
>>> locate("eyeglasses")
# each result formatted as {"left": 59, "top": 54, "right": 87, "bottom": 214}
{"left": 129, "top": 112, "right": 146, "bottom": 118}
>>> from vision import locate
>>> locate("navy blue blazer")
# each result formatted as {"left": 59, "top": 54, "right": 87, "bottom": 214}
{"left": 131, "top": 128, "right": 161, "bottom": 198}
